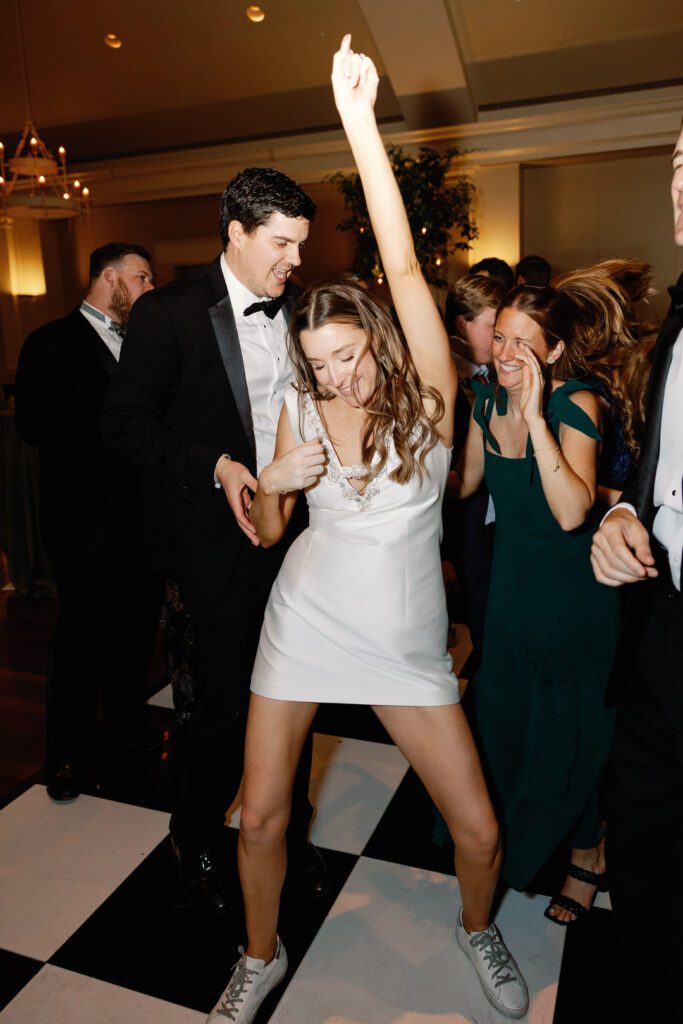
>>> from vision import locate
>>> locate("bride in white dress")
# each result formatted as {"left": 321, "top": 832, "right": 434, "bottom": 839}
{"left": 208, "top": 36, "right": 528, "bottom": 1024}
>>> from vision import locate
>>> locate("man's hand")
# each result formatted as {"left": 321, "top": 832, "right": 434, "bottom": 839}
{"left": 591, "top": 507, "right": 658, "bottom": 587}
{"left": 215, "top": 457, "right": 260, "bottom": 546}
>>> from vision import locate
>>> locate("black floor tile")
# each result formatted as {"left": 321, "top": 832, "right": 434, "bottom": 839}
{"left": 50, "top": 832, "right": 357, "bottom": 1017}
{"left": 362, "top": 768, "right": 457, "bottom": 875}
{"left": 553, "top": 907, "right": 633, "bottom": 1024}
{"left": 0, "top": 949, "right": 43, "bottom": 1011}
{"left": 314, "top": 703, "right": 392, "bottom": 744}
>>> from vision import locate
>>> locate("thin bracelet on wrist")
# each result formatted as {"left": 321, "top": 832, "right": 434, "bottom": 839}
{"left": 532, "top": 444, "right": 561, "bottom": 472}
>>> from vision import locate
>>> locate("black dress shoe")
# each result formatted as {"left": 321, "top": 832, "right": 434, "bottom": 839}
{"left": 125, "top": 719, "right": 164, "bottom": 753}
{"left": 171, "top": 840, "right": 233, "bottom": 915}
{"left": 46, "top": 762, "right": 81, "bottom": 802}
{"left": 287, "top": 841, "right": 330, "bottom": 900}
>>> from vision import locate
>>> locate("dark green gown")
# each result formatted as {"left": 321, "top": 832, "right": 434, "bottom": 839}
{"left": 469, "top": 380, "right": 618, "bottom": 891}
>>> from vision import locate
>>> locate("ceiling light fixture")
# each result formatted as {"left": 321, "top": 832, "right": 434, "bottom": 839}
{"left": 0, "top": 0, "right": 91, "bottom": 221}
{"left": 246, "top": 6, "right": 266, "bottom": 23}
{"left": 104, "top": 33, "right": 122, "bottom": 49}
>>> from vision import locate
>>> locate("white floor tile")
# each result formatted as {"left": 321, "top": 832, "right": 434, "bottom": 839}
{"left": 0, "top": 965, "right": 205, "bottom": 1023}
{"left": 272, "top": 856, "right": 564, "bottom": 1024}
{"left": 0, "top": 786, "right": 169, "bottom": 961}
{"left": 594, "top": 890, "right": 612, "bottom": 911}
{"left": 147, "top": 683, "right": 174, "bottom": 709}
{"left": 226, "top": 735, "right": 409, "bottom": 856}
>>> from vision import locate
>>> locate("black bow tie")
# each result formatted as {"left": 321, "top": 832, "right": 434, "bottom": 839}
{"left": 243, "top": 295, "right": 285, "bottom": 320}
{"left": 110, "top": 321, "right": 127, "bottom": 340}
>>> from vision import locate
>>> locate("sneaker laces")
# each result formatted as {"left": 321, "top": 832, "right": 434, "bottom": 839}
{"left": 470, "top": 928, "right": 519, "bottom": 990}
{"left": 216, "top": 949, "right": 260, "bottom": 1020}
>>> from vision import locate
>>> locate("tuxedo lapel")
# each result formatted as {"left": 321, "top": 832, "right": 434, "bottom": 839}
{"left": 208, "top": 293, "right": 256, "bottom": 458}
{"left": 70, "top": 309, "right": 118, "bottom": 375}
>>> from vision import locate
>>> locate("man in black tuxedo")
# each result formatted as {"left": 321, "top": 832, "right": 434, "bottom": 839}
{"left": 591, "top": 124, "right": 683, "bottom": 1018}
{"left": 102, "top": 168, "right": 327, "bottom": 914}
{"left": 15, "top": 242, "right": 162, "bottom": 802}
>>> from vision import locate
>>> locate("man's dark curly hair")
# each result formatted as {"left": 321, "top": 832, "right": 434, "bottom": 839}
{"left": 219, "top": 167, "right": 316, "bottom": 248}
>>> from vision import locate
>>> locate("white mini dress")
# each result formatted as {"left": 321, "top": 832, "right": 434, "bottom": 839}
{"left": 250, "top": 387, "right": 459, "bottom": 706}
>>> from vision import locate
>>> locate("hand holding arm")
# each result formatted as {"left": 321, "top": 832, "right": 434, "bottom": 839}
{"left": 248, "top": 410, "right": 326, "bottom": 548}
{"left": 590, "top": 507, "right": 658, "bottom": 587}
{"left": 215, "top": 457, "right": 259, "bottom": 545}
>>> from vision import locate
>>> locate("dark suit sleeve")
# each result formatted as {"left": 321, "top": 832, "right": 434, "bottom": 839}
{"left": 101, "top": 291, "right": 223, "bottom": 496}
{"left": 15, "top": 323, "right": 109, "bottom": 456}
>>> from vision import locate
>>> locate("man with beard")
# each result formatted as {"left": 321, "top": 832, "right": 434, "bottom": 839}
{"left": 15, "top": 242, "right": 162, "bottom": 802}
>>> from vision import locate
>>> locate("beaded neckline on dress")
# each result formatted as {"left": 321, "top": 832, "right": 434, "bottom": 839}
{"left": 302, "top": 393, "right": 388, "bottom": 511}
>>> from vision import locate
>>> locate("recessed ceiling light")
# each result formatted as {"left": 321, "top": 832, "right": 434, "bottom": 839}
{"left": 104, "top": 33, "right": 122, "bottom": 49}
{"left": 246, "top": 6, "right": 265, "bottom": 22}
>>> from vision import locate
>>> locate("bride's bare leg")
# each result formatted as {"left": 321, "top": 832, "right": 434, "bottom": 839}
{"left": 238, "top": 694, "right": 319, "bottom": 961}
{"left": 373, "top": 702, "right": 502, "bottom": 933}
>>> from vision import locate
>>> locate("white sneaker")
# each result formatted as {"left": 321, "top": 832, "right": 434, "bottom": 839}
{"left": 456, "top": 908, "right": 529, "bottom": 1019}
{"left": 207, "top": 937, "right": 288, "bottom": 1023}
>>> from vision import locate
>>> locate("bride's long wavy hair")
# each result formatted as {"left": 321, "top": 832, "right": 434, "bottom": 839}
{"left": 288, "top": 279, "right": 444, "bottom": 484}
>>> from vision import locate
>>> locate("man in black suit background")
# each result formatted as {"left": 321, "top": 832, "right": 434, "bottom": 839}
{"left": 15, "top": 242, "right": 162, "bottom": 802}
{"left": 591, "top": 124, "right": 683, "bottom": 1018}
{"left": 102, "top": 168, "right": 327, "bottom": 914}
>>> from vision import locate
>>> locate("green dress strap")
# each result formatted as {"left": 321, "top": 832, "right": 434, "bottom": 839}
{"left": 547, "top": 379, "right": 603, "bottom": 442}
{"left": 471, "top": 378, "right": 507, "bottom": 455}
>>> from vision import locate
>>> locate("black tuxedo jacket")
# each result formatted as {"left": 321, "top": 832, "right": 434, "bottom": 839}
{"left": 101, "top": 256, "right": 302, "bottom": 620}
{"left": 621, "top": 273, "right": 683, "bottom": 535}
{"left": 14, "top": 308, "right": 144, "bottom": 561}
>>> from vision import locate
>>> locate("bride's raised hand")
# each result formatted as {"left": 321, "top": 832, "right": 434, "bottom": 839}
{"left": 332, "top": 34, "right": 379, "bottom": 123}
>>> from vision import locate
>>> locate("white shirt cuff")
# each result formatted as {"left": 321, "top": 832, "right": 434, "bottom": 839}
{"left": 600, "top": 501, "right": 637, "bottom": 528}
{"left": 214, "top": 453, "right": 230, "bottom": 487}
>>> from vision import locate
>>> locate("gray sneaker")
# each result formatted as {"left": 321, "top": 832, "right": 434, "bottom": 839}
{"left": 456, "top": 908, "right": 529, "bottom": 1019}
{"left": 207, "top": 936, "right": 288, "bottom": 1023}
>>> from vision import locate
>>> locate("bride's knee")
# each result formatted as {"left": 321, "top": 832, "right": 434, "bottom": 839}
{"left": 239, "top": 801, "right": 290, "bottom": 849}
{"left": 453, "top": 814, "right": 501, "bottom": 863}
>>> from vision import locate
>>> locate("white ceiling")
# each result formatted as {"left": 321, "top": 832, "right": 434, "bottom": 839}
{"left": 0, "top": 0, "right": 681, "bottom": 162}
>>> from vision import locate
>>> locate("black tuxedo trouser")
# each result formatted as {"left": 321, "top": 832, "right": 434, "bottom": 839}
{"left": 170, "top": 539, "right": 314, "bottom": 854}
{"left": 47, "top": 550, "right": 163, "bottom": 769}
{"left": 606, "top": 560, "right": 683, "bottom": 1019}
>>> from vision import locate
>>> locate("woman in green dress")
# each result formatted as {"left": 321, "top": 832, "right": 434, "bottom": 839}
{"left": 456, "top": 268, "right": 642, "bottom": 924}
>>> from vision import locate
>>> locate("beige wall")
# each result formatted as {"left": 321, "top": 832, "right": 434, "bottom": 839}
{"left": 523, "top": 150, "right": 683, "bottom": 321}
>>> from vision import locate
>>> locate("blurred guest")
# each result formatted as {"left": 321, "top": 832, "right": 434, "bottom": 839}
{"left": 514, "top": 254, "right": 552, "bottom": 288}
{"left": 443, "top": 274, "right": 505, "bottom": 670}
{"left": 15, "top": 243, "right": 162, "bottom": 802}
{"left": 591, "top": 123, "right": 683, "bottom": 1019}
{"left": 470, "top": 257, "right": 514, "bottom": 290}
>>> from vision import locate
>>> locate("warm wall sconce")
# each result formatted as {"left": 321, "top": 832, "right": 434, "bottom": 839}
{"left": 246, "top": 6, "right": 266, "bottom": 22}
{"left": 7, "top": 220, "right": 46, "bottom": 296}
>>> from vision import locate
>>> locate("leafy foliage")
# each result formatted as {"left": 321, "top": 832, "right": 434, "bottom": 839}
{"left": 328, "top": 144, "right": 477, "bottom": 288}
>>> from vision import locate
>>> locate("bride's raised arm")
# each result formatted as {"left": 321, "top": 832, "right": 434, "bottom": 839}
{"left": 331, "top": 35, "right": 457, "bottom": 430}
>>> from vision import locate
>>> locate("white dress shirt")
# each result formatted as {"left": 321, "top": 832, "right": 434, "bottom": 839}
{"left": 79, "top": 302, "right": 124, "bottom": 361}
{"left": 606, "top": 326, "right": 683, "bottom": 590}
{"left": 221, "top": 256, "right": 293, "bottom": 475}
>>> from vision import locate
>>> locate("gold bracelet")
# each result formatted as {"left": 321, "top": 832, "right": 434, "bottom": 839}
{"left": 532, "top": 444, "right": 561, "bottom": 472}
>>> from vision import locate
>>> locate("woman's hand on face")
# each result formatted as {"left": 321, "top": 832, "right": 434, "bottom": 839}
{"left": 259, "top": 438, "right": 326, "bottom": 496}
{"left": 518, "top": 343, "right": 546, "bottom": 426}
{"left": 331, "top": 34, "right": 379, "bottom": 123}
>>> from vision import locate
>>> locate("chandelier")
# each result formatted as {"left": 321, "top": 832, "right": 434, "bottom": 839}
{"left": 0, "top": 1, "right": 91, "bottom": 222}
